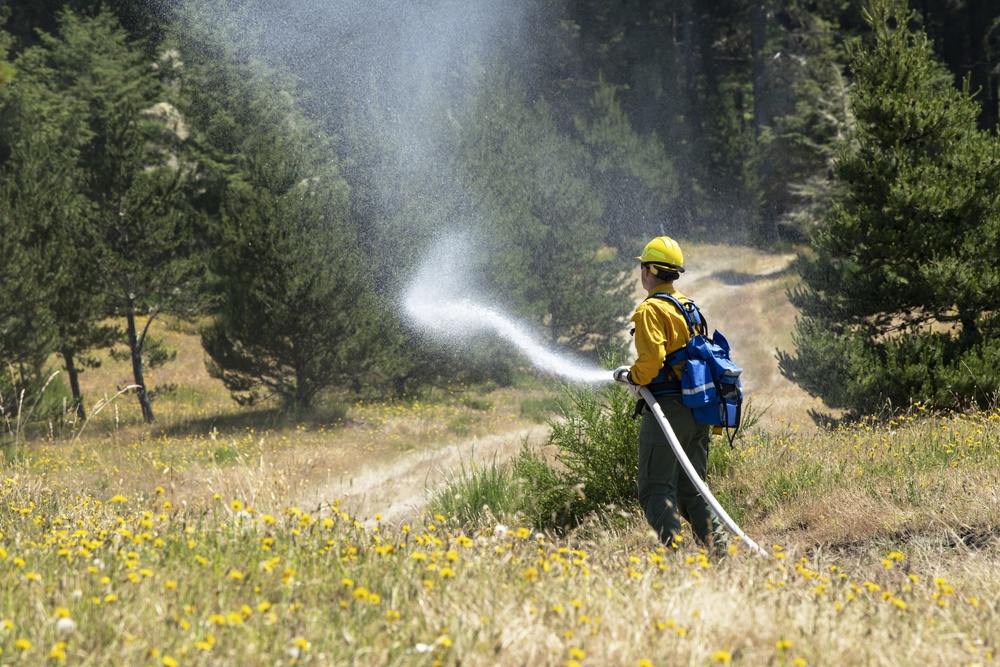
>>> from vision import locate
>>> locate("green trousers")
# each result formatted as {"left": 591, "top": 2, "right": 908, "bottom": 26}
{"left": 637, "top": 394, "right": 723, "bottom": 546}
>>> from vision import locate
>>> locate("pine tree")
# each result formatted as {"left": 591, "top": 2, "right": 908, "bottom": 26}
{"left": 171, "top": 10, "right": 390, "bottom": 410}
{"left": 454, "top": 72, "right": 632, "bottom": 354}
{"left": 34, "top": 9, "right": 206, "bottom": 423}
{"left": 777, "top": 0, "right": 1000, "bottom": 418}
{"left": 200, "top": 130, "right": 383, "bottom": 409}
{"left": 0, "top": 29, "right": 96, "bottom": 416}
{"left": 575, "top": 75, "right": 678, "bottom": 252}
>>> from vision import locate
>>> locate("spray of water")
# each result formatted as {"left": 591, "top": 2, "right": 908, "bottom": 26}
{"left": 404, "top": 235, "right": 611, "bottom": 384}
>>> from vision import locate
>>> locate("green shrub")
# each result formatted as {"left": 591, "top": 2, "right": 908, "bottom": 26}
{"left": 460, "top": 396, "right": 494, "bottom": 411}
{"left": 519, "top": 395, "right": 561, "bottom": 423}
{"left": 513, "top": 382, "right": 640, "bottom": 530}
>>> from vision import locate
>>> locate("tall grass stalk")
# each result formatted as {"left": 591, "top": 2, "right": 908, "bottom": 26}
{"left": 428, "top": 452, "right": 522, "bottom": 526}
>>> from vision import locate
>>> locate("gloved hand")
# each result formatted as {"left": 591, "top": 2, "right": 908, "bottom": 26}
{"left": 613, "top": 365, "right": 643, "bottom": 400}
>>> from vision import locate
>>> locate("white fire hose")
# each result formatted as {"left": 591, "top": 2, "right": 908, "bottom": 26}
{"left": 635, "top": 384, "right": 769, "bottom": 558}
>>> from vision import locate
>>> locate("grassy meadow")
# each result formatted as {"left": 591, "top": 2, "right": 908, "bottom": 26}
{"left": 2, "top": 244, "right": 999, "bottom": 666}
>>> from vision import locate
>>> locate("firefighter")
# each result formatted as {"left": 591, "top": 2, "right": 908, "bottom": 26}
{"left": 613, "top": 236, "right": 727, "bottom": 552}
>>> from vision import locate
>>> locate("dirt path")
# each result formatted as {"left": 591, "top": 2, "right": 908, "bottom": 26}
{"left": 657, "top": 243, "right": 824, "bottom": 429}
{"left": 296, "top": 423, "right": 551, "bottom": 524}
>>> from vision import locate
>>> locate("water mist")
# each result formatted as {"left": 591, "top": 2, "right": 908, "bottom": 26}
{"left": 404, "top": 235, "right": 611, "bottom": 384}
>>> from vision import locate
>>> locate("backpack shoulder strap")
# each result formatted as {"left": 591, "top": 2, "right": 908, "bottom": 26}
{"left": 645, "top": 292, "right": 706, "bottom": 337}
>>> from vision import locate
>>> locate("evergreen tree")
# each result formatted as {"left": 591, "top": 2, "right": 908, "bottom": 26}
{"left": 0, "top": 28, "right": 97, "bottom": 416}
{"left": 777, "top": 0, "right": 1000, "bottom": 419}
{"left": 2, "top": 27, "right": 124, "bottom": 420}
{"left": 575, "top": 75, "right": 678, "bottom": 252}
{"left": 33, "top": 9, "right": 205, "bottom": 423}
{"left": 455, "top": 72, "right": 632, "bottom": 353}
{"left": 201, "top": 131, "right": 383, "bottom": 409}
{"left": 171, "top": 8, "right": 391, "bottom": 409}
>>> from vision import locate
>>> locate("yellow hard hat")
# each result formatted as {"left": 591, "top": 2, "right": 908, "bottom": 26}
{"left": 635, "top": 236, "right": 685, "bottom": 273}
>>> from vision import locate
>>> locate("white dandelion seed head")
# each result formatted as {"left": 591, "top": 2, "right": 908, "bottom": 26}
{"left": 56, "top": 617, "right": 76, "bottom": 636}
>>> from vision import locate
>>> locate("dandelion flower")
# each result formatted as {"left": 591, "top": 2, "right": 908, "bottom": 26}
{"left": 50, "top": 643, "right": 67, "bottom": 661}
{"left": 711, "top": 650, "right": 732, "bottom": 663}
{"left": 55, "top": 618, "right": 76, "bottom": 637}
{"left": 14, "top": 638, "right": 31, "bottom": 650}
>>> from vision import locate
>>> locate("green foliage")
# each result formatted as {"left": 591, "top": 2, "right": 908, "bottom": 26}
{"left": 428, "top": 456, "right": 523, "bottom": 527}
{"left": 5, "top": 9, "right": 206, "bottom": 422}
{"left": 435, "top": 381, "right": 640, "bottom": 531}
{"left": 761, "top": 3, "right": 856, "bottom": 240}
{"left": 513, "top": 382, "right": 640, "bottom": 530}
{"left": 454, "top": 71, "right": 633, "bottom": 354}
{"left": 202, "top": 161, "right": 384, "bottom": 409}
{"left": 0, "top": 15, "right": 105, "bottom": 414}
{"left": 519, "top": 396, "right": 562, "bottom": 423}
{"left": 574, "top": 75, "right": 678, "bottom": 251}
{"left": 186, "top": 63, "right": 383, "bottom": 408}
{"left": 778, "top": 0, "right": 1000, "bottom": 420}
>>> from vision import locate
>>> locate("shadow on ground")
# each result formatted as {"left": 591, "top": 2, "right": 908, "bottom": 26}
{"left": 712, "top": 265, "right": 795, "bottom": 286}
{"left": 150, "top": 406, "right": 349, "bottom": 440}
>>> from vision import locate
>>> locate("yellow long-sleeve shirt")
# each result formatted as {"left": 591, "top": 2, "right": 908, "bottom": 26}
{"left": 628, "top": 284, "right": 694, "bottom": 386}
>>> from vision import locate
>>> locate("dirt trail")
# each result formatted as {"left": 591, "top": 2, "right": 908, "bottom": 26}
{"left": 296, "top": 423, "right": 551, "bottom": 524}
{"left": 298, "top": 242, "right": 818, "bottom": 522}
{"left": 665, "top": 242, "right": 824, "bottom": 430}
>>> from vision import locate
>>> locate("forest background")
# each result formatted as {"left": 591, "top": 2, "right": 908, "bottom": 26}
{"left": 2, "top": 0, "right": 1000, "bottom": 427}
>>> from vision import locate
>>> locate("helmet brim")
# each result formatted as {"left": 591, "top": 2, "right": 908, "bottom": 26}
{"left": 637, "top": 259, "right": 685, "bottom": 274}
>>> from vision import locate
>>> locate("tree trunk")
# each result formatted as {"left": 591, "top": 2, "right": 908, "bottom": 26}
{"left": 61, "top": 348, "right": 86, "bottom": 420}
{"left": 750, "top": 3, "right": 768, "bottom": 136}
{"left": 126, "top": 310, "right": 154, "bottom": 423}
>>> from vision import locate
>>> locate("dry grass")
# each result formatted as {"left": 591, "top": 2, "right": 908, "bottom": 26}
{"left": 1, "top": 403, "right": 998, "bottom": 667}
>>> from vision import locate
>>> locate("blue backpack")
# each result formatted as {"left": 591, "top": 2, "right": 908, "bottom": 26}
{"left": 650, "top": 293, "right": 744, "bottom": 441}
